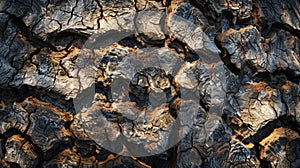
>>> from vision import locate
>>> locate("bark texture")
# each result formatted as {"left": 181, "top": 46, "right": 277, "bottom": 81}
{"left": 1, "top": 0, "right": 300, "bottom": 167}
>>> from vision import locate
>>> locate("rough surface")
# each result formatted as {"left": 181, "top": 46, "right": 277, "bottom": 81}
{"left": 0, "top": 0, "right": 300, "bottom": 167}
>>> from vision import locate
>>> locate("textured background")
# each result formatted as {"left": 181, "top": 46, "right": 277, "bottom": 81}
{"left": 0, "top": 0, "right": 300, "bottom": 167}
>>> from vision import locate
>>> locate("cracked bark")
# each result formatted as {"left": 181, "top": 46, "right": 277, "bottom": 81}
{"left": 0, "top": 0, "right": 300, "bottom": 167}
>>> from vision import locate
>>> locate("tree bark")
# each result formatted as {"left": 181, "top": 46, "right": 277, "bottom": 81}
{"left": 0, "top": 0, "right": 300, "bottom": 167}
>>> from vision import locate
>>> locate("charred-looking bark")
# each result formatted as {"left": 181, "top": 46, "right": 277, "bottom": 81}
{"left": 0, "top": 0, "right": 300, "bottom": 167}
